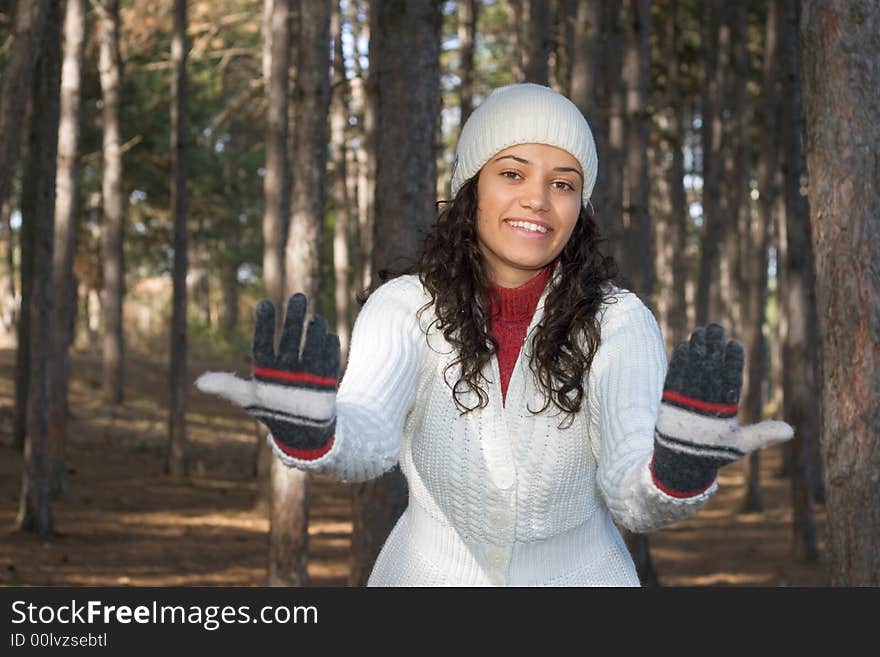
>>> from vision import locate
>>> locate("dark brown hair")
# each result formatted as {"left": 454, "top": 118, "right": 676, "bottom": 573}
{"left": 361, "top": 173, "right": 619, "bottom": 427}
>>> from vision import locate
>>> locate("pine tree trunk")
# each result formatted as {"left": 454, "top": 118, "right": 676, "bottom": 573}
{"left": 551, "top": 0, "right": 576, "bottom": 96}
{"left": 270, "top": 0, "right": 331, "bottom": 588}
{"left": 98, "top": 0, "right": 125, "bottom": 405}
{"left": 0, "top": 0, "right": 49, "bottom": 215}
{"left": 0, "top": 196, "right": 16, "bottom": 332}
{"left": 718, "top": 2, "right": 749, "bottom": 338}
{"left": 349, "top": 0, "right": 441, "bottom": 588}
{"left": 742, "top": 0, "right": 782, "bottom": 513}
{"left": 14, "top": 58, "right": 39, "bottom": 453}
{"left": 286, "top": 0, "right": 330, "bottom": 306}
{"left": 350, "top": 0, "right": 375, "bottom": 294}
{"left": 506, "top": 0, "right": 525, "bottom": 83}
{"left": 602, "top": 0, "right": 626, "bottom": 272}
{"left": 16, "top": 0, "right": 61, "bottom": 537}
{"left": 330, "top": 0, "right": 352, "bottom": 362}
{"left": 782, "top": 0, "right": 824, "bottom": 509}
{"left": 457, "top": 0, "right": 479, "bottom": 129}
{"left": 262, "top": 0, "right": 289, "bottom": 315}
{"left": 665, "top": 0, "right": 687, "bottom": 348}
{"left": 48, "top": 0, "right": 87, "bottom": 499}
{"left": 569, "top": 0, "right": 609, "bottom": 242}
{"left": 167, "top": 0, "right": 189, "bottom": 479}
{"left": 622, "top": 0, "right": 652, "bottom": 299}
{"left": 254, "top": 0, "right": 291, "bottom": 516}
{"left": 779, "top": 0, "right": 819, "bottom": 560}
{"left": 696, "top": 1, "right": 727, "bottom": 325}
{"left": 800, "top": 0, "right": 880, "bottom": 586}
{"left": 523, "top": 0, "right": 550, "bottom": 85}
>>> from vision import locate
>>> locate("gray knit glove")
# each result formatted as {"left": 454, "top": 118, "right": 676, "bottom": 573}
{"left": 195, "top": 293, "right": 340, "bottom": 461}
{"left": 651, "top": 323, "right": 793, "bottom": 498}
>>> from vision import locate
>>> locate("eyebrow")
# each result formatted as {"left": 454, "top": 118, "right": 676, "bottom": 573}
{"left": 493, "top": 154, "right": 584, "bottom": 181}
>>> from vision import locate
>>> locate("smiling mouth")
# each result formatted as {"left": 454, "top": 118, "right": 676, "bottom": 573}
{"left": 504, "top": 219, "right": 551, "bottom": 234}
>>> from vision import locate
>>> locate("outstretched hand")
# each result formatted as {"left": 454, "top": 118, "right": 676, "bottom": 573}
{"left": 651, "top": 323, "right": 793, "bottom": 497}
{"left": 195, "top": 293, "right": 340, "bottom": 460}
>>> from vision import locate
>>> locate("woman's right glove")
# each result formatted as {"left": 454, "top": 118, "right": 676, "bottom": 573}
{"left": 650, "top": 323, "right": 793, "bottom": 498}
{"left": 195, "top": 293, "right": 340, "bottom": 461}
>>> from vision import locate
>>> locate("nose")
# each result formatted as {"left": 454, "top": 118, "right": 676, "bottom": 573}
{"left": 518, "top": 177, "right": 550, "bottom": 213}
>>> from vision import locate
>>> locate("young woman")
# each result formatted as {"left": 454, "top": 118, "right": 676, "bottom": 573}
{"left": 197, "top": 83, "right": 793, "bottom": 586}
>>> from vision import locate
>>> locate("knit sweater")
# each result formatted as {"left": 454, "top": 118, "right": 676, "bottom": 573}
{"left": 488, "top": 263, "right": 553, "bottom": 405}
{"left": 268, "top": 262, "right": 717, "bottom": 586}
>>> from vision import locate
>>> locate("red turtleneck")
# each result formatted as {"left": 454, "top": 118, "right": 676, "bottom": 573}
{"left": 488, "top": 263, "right": 553, "bottom": 405}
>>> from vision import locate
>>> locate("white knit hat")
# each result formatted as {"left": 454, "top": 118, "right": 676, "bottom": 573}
{"left": 451, "top": 83, "right": 598, "bottom": 207}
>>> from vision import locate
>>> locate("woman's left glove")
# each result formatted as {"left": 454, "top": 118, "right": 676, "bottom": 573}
{"left": 651, "top": 323, "right": 793, "bottom": 498}
{"left": 195, "top": 293, "right": 340, "bottom": 461}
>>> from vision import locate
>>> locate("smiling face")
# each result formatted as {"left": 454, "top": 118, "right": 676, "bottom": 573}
{"left": 475, "top": 143, "right": 583, "bottom": 288}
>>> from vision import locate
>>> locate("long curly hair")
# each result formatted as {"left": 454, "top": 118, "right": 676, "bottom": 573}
{"left": 361, "top": 173, "right": 620, "bottom": 427}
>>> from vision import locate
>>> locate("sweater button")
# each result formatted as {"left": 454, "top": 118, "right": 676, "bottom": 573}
{"left": 489, "top": 510, "right": 509, "bottom": 529}
{"left": 487, "top": 546, "right": 506, "bottom": 567}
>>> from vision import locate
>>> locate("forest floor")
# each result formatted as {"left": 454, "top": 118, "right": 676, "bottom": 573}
{"left": 0, "top": 346, "right": 830, "bottom": 587}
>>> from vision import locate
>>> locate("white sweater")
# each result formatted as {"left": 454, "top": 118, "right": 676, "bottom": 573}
{"left": 269, "top": 266, "right": 717, "bottom": 586}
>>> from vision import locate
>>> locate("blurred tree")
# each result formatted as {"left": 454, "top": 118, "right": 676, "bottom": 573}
{"left": 167, "top": 0, "right": 189, "bottom": 478}
{"left": 49, "top": 0, "right": 88, "bottom": 499}
{"left": 523, "top": 0, "right": 550, "bottom": 84}
{"left": 778, "top": 0, "right": 820, "bottom": 562}
{"left": 622, "top": 0, "right": 652, "bottom": 299}
{"left": 350, "top": 0, "right": 442, "bottom": 588}
{"left": 0, "top": 0, "right": 49, "bottom": 218}
{"left": 695, "top": 0, "right": 726, "bottom": 325}
{"left": 16, "top": 0, "right": 61, "bottom": 537}
{"left": 457, "top": 0, "right": 479, "bottom": 128}
{"left": 741, "top": 0, "right": 781, "bottom": 513}
{"left": 330, "top": 0, "right": 353, "bottom": 361}
{"left": 97, "top": 0, "right": 126, "bottom": 404}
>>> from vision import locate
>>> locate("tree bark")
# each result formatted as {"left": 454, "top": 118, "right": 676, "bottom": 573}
{"left": 695, "top": 1, "right": 727, "bottom": 325}
{"left": 262, "top": 0, "right": 289, "bottom": 315}
{"left": 569, "top": 0, "right": 604, "bottom": 226}
{"left": 457, "top": 0, "right": 479, "bottom": 130}
{"left": 98, "top": 0, "right": 125, "bottom": 405}
{"left": 800, "top": 0, "right": 880, "bottom": 586}
{"left": 270, "top": 0, "right": 331, "bottom": 588}
{"left": 622, "top": 0, "right": 653, "bottom": 299}
{"left": 330, "top": 0, "right": 352, "bottom": 363}
{"left": 523, "top": 0, "right": 550, "bottom": 85}
{"left": 350, "top": 0, "right": 375, "bottom": 294}
{"left": 16, "top": 0, "right": 61, "bottom": 537}
{"left": 0, "top": 0, "right": 49, "bottom": 216}
{"left": 601, "top": 0, "right": 626, "bottom": 271}
{"left": 254, "top": 0, "right": 291, "bottom": 516}
{"left": 48, "top": 0, "right": 87, "bottom": 498}
{"left": 506, "top": 0, "right": 525, "bottom": 83}
{"left": 718, "top": 1, "right": 749, "bottom": 338}
{"left": 349, "top": 0, "right": 441, "bottom": 587}
{"left": 0, "top": 196, "right": 16, "bottom": 332}
{"left": 778, "top": 33, "right": 819, "bottom": 553}
{"left": 779, "top": 0, "right": 819, "bottom": 563}
{"left": 167, "top": 0, "right": 189, "bottom": 478}
{"left": 286, "top": 0, "right": 330, "bottom": 307}
{"left": 740, "top": 0, "right": 782, "bottom": 514}
{"left": 659, "top": 0, "right": 687, "bottom": 349}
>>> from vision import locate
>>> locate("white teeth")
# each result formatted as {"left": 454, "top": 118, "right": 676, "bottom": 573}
{"left": 507, "top": 220, "right": 548, "bottom": 234}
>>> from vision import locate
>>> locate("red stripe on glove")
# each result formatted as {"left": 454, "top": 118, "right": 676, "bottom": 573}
{"left": 662, "top": 390, "right": 737, "bottom": 415}
{"left": 273, "top": 435, "right": 335, "bottom": 461}
{"left": 253, "top": 366, "right": 337, "bottom": 388}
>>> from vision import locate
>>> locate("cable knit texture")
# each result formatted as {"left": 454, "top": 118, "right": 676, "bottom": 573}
{"left": 267, "top": 263, "right": 716, "bottom": 586}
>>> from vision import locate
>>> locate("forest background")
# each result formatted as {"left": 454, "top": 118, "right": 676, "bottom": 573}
{"left": 0, "top": 0, "right": 876, "bottom": 587}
